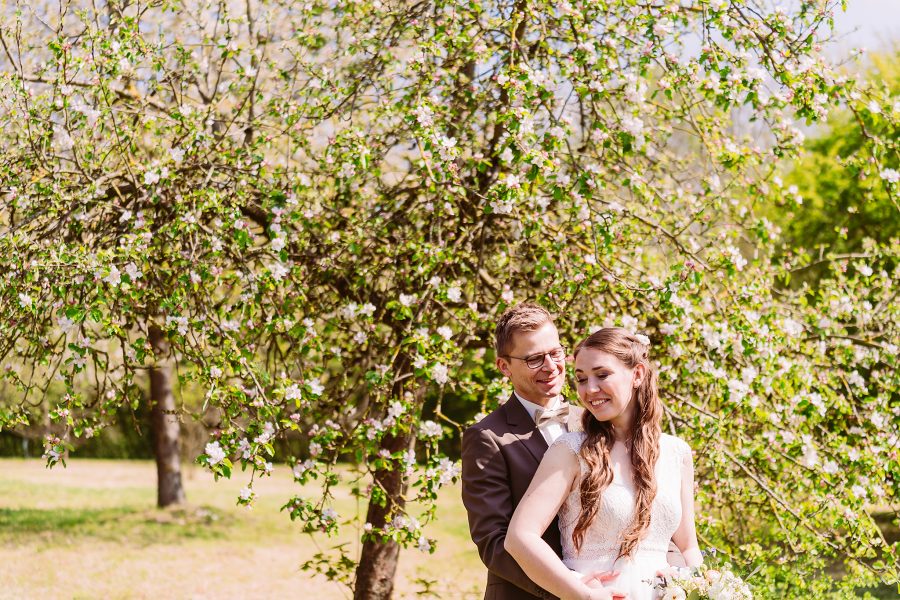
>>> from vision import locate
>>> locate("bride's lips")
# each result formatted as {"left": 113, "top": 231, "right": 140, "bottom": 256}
{"left": 586, "top": 397, "right": 610, "bottom": 408}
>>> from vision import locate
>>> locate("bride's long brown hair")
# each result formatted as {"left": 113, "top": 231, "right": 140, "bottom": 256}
{"left": 571, "top": 327, "right": 662, "bottom": 560}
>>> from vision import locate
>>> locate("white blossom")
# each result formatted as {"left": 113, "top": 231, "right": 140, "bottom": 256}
{"left": 124, "top": 262, "right": 142, "bottom": 281}
{"left": 659, "top": 323, "right": 676, "bottom": 335}
{"left": 269, "top": 262, "right": 289, "bottom": 281}
{"left": 419, "top": 420, "right": 443, "bottom": 438}
{"left": 490, "top": 199, "right": 514, "bottom": 215}
{"left": 166, "top": 315, "right": 189, "bottom": 336}
{"left": 437, "top": 457, "right": 460, "bottom": 485}
{"left": 58, "top": 315, "right": 76, "bottom": 333}
{"left": 801, "top": 444, "right": 819, "bottom": 468}
{"left": 103, "top": 265, "right": 122, "bottom": 287}
{"left": 308, "top": 378, "right": 324, "bottom": 396}
{"left": 388, "top": 401, "right": 405, "bottom": 419}
{"left": 391, "top": 515, "right": 409, "bottom": 530}
{"left": 143, "top": 170, "right": 160, "bottom": 186}
{"left": 725, "top": 245, "right": 747, "bottom": 271}
{"left": 621, "top": 115, "right": 644, "bottom": 136}
{"left": 321, "top": 507, "right": 338, "bottom": 521}
{"left": 292, "top": 459, "right": 315, "bottom": 480}
{"left": 781, "top": 318, "right": 804, "bottom": 338}
{"left": 880, "top": 168, "right": 899, "bottom": 184}
{"left": 342, "top": 302, "right": 359, "bottom": 318}
{"left": 255, "top": 422, "right": 275, "bottom": 444}
{"left": 284, "top": 383, "right": 302, "bottom": 401}
{"left": 662, "top": 586, "right": 686, "bottom": 600}
{"left": 621, "top": 315, "right": 639, "bottom": 333}
{"left": 205, "top": 441, "right": 226, "bottom": 465}
{"left": 414, "top": 104, "right": 434, "bottom": 127}
{"left": 727, "top": 379, "right": 749, "bottom": 403}
{"left": 431, "top": 362, "right": 449, "bottom": 385}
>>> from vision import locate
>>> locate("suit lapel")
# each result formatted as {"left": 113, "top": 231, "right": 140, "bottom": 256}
{"left": 505, "top": 393, "right": 548, "bottom": 464}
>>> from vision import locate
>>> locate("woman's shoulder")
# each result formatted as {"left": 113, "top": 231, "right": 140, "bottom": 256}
{"left": 660, "top": 433, "right": 692, "bottom": 458}
{"left": 550, "top": 431, "right": 587, "bottom": 455}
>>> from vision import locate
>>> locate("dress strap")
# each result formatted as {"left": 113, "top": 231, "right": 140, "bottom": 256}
{"left": 550, "top": 431, "right": 586, "bottom": 456}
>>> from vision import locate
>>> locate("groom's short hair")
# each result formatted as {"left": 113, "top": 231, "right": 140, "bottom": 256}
{"left": 494, "top": 302, "right": 553, "bottom": 357}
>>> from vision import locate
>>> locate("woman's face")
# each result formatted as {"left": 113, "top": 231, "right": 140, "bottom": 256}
{"left": 574, "top": 347, "right": 644, "bottom": 426}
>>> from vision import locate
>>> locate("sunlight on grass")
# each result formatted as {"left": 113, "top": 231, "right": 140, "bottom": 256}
{"left": 0, "top": 458, "right": 483, "bottom": 599}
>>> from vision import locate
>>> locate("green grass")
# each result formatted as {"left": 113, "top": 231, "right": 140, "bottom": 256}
{"left": 3, "top": 458, "right": 895, "bottom": 599}
{"left": 0, "top": 458, "right": 484, "bottom": 599}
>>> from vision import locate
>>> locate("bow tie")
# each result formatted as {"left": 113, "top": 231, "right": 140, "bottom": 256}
{"left": 534, "top": 403, "right": 569, "bottom": 427}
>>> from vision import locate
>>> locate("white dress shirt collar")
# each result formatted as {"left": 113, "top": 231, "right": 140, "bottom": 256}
{"left": 514, "top": 392, "right": 561, "bottom": 421}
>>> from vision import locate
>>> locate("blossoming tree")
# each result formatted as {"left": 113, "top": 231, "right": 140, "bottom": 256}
{"left": 0, "top": 0, "right": 896, "bottom": 597}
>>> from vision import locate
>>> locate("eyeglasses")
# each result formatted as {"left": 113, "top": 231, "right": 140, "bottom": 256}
{"left": 503, "top": 347, "right": 567, "bottom": 369}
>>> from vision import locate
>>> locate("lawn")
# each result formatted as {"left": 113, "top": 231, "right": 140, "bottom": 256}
{"left": 0, "top": 458, "right": 484, "bottom": 599}
{"left": 3, "top": 458, "right": 896, "bottom": 599}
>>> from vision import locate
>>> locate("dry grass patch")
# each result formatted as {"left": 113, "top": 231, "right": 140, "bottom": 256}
{"left": 0, "top": 458, "right": 483, "bottom": 599}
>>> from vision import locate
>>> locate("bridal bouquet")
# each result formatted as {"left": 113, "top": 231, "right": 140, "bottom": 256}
{"left": 654, "top": 565, "right": 753, "bottom": 600}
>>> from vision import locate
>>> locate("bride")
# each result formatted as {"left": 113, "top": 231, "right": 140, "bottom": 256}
{"left": 505, "top": 327, "right": 702, "bottom": 600}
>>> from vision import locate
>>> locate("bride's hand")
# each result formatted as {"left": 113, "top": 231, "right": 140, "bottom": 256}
{"left": 578, "top": 572, "right": 627, "bottom": 600}
{"left": 584, "top": 587, "right": 628, "bottom": 600}
{"left": 580, "top": 570, "right": 620, "bottom": 589}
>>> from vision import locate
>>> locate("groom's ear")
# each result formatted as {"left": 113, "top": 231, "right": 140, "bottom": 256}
{"left": 632, "top": 363, "right": 647, "bottom": 388}
{"left": 496, "top": 356, "right": 512, "bottom": 378}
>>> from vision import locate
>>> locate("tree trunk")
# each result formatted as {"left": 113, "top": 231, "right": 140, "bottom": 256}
{"left": 354, "top": 431, "right": 414, "bottom": 600}
{"left": 149, "top": 324, "right": 186, "bottom": 508}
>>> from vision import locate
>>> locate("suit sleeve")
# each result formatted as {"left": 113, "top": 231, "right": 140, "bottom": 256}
{"left": 461, "top": 425, "right": 553, "bottom": 599}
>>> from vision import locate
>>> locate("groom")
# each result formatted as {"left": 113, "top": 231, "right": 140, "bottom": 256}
{"left": 462, "top": 303, "right": 616, "bottom": 600}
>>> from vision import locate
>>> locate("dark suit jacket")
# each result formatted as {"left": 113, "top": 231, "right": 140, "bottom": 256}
{"left": 461, "top": 395, "right": 583, "bottom": 600}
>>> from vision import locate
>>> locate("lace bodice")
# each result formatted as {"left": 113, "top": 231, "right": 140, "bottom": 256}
{"left": 552, "top": 432, "right": 690, "bottom": 563}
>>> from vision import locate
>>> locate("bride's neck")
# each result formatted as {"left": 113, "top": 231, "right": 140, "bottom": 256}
{"left": 610, "top": 425, "right": 632, "bottom": 446}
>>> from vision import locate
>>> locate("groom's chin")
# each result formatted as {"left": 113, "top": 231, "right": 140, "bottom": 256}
{"left": 537, "top": 382, "right": 563, "bottom": 397}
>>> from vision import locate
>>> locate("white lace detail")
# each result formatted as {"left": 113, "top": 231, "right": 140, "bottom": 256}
{"left": 551, "top": 432, "right": 688, "bottom": 561}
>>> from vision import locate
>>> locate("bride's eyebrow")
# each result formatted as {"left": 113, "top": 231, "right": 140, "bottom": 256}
{"left": 575, "top": 366, "right": 608, "bottom": 374}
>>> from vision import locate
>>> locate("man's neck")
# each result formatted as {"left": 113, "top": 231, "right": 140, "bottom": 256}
{"left": 514, "top": 390, "right": 559, "bottom": 409}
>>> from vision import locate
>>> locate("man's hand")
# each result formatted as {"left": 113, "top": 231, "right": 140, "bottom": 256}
{"left": 580, "top": 571, "right": 620, "bottom": 589}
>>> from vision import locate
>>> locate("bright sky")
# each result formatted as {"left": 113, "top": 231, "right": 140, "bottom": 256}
{"left": 831, "top": 0, "right": 900, "bottom": 54}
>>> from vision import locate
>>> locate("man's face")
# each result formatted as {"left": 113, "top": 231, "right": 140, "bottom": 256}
{"left": 496, "top": 321, "right": 565, "bottom": 406}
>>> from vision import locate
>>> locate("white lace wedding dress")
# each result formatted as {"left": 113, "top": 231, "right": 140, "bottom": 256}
{"left": 552, "top": 432, "right": 690, "bottom": 600}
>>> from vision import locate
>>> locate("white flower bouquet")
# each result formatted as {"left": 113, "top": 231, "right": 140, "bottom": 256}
{"left": 654, "top": 565, "right": 753, "bottom": 600}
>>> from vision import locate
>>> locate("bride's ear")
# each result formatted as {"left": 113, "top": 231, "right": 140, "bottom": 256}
{"left": 632, "top": 363, "right": 647, "bottom": 388}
